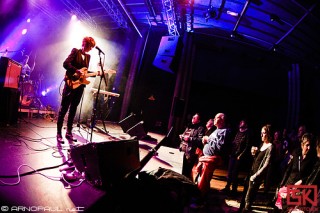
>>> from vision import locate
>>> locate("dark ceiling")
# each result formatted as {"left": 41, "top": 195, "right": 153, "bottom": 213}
{"left": 1, "top": 0, "right": 320, "bottom": 68}
{"left": 54, "top": 0, "right": 320, "bottom": 68}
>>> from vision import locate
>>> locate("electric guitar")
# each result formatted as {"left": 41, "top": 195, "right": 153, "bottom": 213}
{"left": 179, "top": 128, "right": 192, "bottom": 153}
{"left": 21, "top": 95, "right": 33, "bottom": 106}
{"left": 65, "top": 67, "right": 116, "bottom": 89}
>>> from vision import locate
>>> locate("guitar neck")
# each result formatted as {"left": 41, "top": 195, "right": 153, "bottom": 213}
{"left": 85, "top": 72, "right": 99, "bottom": 77}
{"left": 84, "top": 70, "right": 114, "bottom": 77}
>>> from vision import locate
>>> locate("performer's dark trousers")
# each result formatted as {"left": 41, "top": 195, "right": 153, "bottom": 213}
{"left": 57, "top": 84, "right": 84, "bottom": 134}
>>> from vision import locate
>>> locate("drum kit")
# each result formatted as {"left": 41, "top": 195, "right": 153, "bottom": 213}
{"left": 18, "top": 53, "right": 45, "bottom": 109}
{"left": 19, "top": 75, "right": 43, "bottom": 109}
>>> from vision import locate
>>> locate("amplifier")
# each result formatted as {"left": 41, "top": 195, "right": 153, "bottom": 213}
{"left": 0, "top": 57, "right": 22, "bottom": 89}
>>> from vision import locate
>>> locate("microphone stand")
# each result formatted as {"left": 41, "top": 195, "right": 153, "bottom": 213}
{"left": 76, "top": 91, "right": 89, "bottom": 138}
{"left": 89, "top": 50, "right": 109, "bottom": 142}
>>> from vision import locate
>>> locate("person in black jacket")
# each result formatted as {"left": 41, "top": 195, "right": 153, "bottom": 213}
{"left": 56, "top": 36, "right": 96, "bottom": 143}
{"left": 222, "top": 119, "right": 252, "bottom": 197}
{"left": 179, "top": 113, "right": 205, "bottom": 179}
{"left": 301, "top": 135, "right": 320, "bottom": 213}
{"left": 274, "top": 132, "right": 317, "bottom": 211}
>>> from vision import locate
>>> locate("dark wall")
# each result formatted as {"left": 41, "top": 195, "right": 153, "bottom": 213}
{"left": 185, "top": 34, "right": 292, "bottom": 139}
{"left": 299, "top": 66, "right": 320, "bottom": 134}
{"left": 180, "top": 33, "right": 320, "bottom": 138}
{"left": 133, "top": 31, "right": 318, "bottom": 139}
{"left": 129, "top": 27, "right": 177, "bottom": 133}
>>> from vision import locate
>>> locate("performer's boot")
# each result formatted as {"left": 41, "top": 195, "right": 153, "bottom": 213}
{"left": 65, "top": 128, "right": 77, "bottom": 142}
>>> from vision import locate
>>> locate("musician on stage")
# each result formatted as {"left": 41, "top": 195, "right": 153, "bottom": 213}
{"left": 20, "top": 55, "right": 35, "bottom": 82}
{"left": 56, "top": 36, "right": 96, "bottom": 143}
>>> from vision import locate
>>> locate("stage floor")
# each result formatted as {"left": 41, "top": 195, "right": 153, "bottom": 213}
{"left": 0, "top": 116, "right": 275, "bottom": 213}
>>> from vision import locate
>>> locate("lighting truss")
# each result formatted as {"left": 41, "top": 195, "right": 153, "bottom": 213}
{"left": 162, "top": 0, "right": 179, "bottom": 36}
{"left": 98, "top": 0, "right": 128, "bottom": 29}
{"left": 29, "top": 1, "right": 64, "bottom": 24}
{"left": 61, "top": 0, "right": 98, "bottom": 32}
{"left": 185, "top": 0, "right": 194, "bottom": 32}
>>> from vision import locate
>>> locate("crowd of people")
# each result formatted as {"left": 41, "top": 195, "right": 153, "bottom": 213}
{"left": 177, "top": 112, "right": 320, "bottom": 212}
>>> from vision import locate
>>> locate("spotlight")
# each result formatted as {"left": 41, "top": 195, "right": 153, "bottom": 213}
{"left": 230, "top": 31, "right": 244, "bottom": 40}
{"left": 270, "top": 14, "right": 278, "bottom": 22}
{"left": 41, "top": 88, "right": 50, "bottom": 96}
{"left": 227, "top": 10, "right": 238, "bottom": 17}
{"left": 71, "top": 15, "right": 77, "bottom": 21}
{"left": 21, "top": 29, "right": 28, "bottom": 35}
{"left": 270, "top": 13, "right": 284, "bottom": 25}
{"left": 272, "top": 44, "right": 278, "bottom": 52}
{"left": 204, "top": 6, "right": 217, "bottom": 22}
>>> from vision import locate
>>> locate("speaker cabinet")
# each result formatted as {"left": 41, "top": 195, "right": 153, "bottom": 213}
{"left": 156, "top": 36, "right": 179, "bottom": 57}
{"left": 0, "top": 57, "right": 22, "bottom": 89}
{"left": 70, "top": 139, "right": 140, "bottom": 188}
{"left": 0, "top": 88, "right": 20, "bottom": 125}
{"left": 119, "top": 113, "right": 147, "bottom": 139}
{"left": 153, "top": 55, "right": 174, "bottom": 74}
{"left": 153, "top": 36, "right": 180, "bottom": 73}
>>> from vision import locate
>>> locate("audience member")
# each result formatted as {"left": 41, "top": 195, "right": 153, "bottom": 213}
{"left": 299, "top": 135, "right": 320, "bottom": 213}
{"left": 222, "top": 119, "right": 252, "bottom": 197}
{"left": 241, "top": 124, "right": 274, "bottom": 213}
{"left": 190, "top": 112, "right": 232, "bottom": 208}
{"left": 179, "top": 113, "right": 205, "bottom": 179}
{"left": 204, "top": 118, "right": 215, "bottom": 136}
{"left": 265, "top": 130, "right": 285, "bottom": 194}
{"left": 196, "top": 118, "right": 215, "bottom": 156}
{"left": 274, "top": 132, "right": 317, "bottom": 211}
{"left": 289, "top": 135, "right": 320, "bottom": 213}
{"left": 279, "top": 128, "right": 291, "bottom": 177}
{"left": 282, "top": 128, "right": 290, "bottom": 153}
{"left": 290, "top": 125, "right": 307, "bottom": 152}
{"left": 191, "top": 118, "right": 215, "bottom": 181}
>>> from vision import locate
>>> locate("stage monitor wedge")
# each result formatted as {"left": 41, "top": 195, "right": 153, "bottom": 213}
{"left": 119, "top": 113, "right": 147, "bottom": 139}
{"left": 70, "top": 139, "right": 140, "bottom": 189}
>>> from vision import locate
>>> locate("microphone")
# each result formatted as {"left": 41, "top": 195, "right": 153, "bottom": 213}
{"left": 95, "top": 46, "right": 105, "bottom": 55}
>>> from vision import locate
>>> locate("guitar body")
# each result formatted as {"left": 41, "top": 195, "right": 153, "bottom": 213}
{"left": 65, "top": 67, "right": 116, "bottom": 89}
{"left": 179, "top": 128, "right": 192, "bottom": 152}
{"left": 66, "top": 75, "right": 91, "bottom": 90}
{"left": 21, "top": 95, "right": 33, "bottom": 106}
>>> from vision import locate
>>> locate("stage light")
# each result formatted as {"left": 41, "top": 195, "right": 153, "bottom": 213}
{"left": 270, "top": 13, "right": 284, "bottom": 25}
{"left": 230, "top": 31, "right": 244, "bottom": 40}
{"left": 21, "top": 29, "right": 28, "bottom": 35}
{"left": 272, "top": 44, "right": 278, "bottom": 52}
{"left": 204, "top": 6, "right": 217, "bottom": 22}
{"left": 227, "top": 10, "right": 238, "bottom": 17}
{"left": 71, "top": 15, "right": 77, "bottom": 21}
